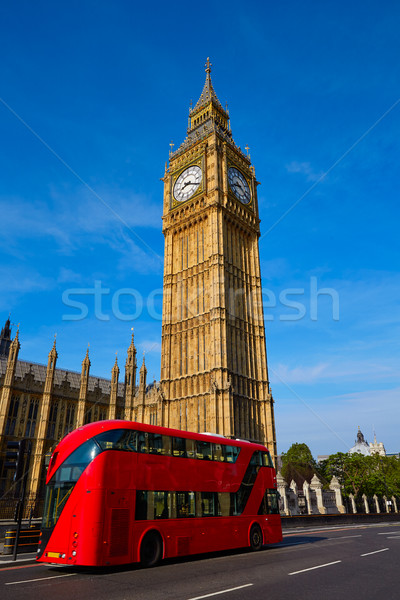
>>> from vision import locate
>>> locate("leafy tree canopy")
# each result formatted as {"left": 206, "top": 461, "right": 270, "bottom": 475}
{"left": 281, "top": 443, "right": 319, "bottom": 488}
{"left": 319, "top": 452, "right": 400, "bottom": 498}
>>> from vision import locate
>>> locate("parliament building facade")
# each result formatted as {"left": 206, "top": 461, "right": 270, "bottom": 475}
{"left": 0, "top": 60, "right": 277, "bottom": 504}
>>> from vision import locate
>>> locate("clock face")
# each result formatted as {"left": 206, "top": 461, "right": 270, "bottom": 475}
{"left": 173, "top": 165, "right": 202, "bottom": 202}
{"left": 228, "top": 167, "right": 251, "bottom": 204}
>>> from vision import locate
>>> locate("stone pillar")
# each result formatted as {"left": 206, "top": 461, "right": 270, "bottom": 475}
{"left": 362, "top": 494, "right": 370, "bottom": 514}
{"left": 349, "top": 493, "right": 357, "bottom": 514}
{"left": 109, "top": 356, "right": 120, "bottom": 419}
{"left": 76, "top": 348, "right": 90, "bottom": 427}
{"left": 383, "top": 495, "right": 390, "bottom": 513}
{"left": 392, "top": 496, "right": 398, "bottom": 513}
{"left": 124, "top": 331, "right": 137, "bottom": 421}
{"left": 303, "top": 480, "right": 313, "bottom": 515}
{"left": 374, "top": 494, "right": 380, "bottom": 513}
{"left": 137, "top": 355, "right": 147, "bottom": 423}
{"left": 289, "top": 480, "right": 300, "bottom": 515}
{"left": 0, "top": 329, "right": 20, "bottom": 434}
{"left": 29, "top": 338, "right": 57, "bottom": 498}
{"left": 276, "top": 471, "right": 290, "bottom": 516}
{"left": 329, "top": 476, "right": 346, "bottom": 514}
{"left": 310, "top": 474, "right": 327, "bottom": 515}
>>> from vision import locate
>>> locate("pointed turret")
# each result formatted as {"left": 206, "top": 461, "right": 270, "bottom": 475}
{"left": 0, "top": 324, "right": 20, "bottom": 434}
{"left": 109, "top": 354, "right": 120, "bottom": 420}
{"left": 76, "top": 346, "right": 91, "bottom": 427}
{"left": 188, "top": 57, "right": 230, "bottom": 133}
{"left": 139, "top": 354, "right": 147, "bottom": 391}
{"left": 31, "top": 336, "right": 59, "bottom": 498}
{"left": 0, "top": 315, "right": 12, "bottom": 357}
{"left": 124, "top": 330, "right": 137, "bottom": 420}
{"left": 44, "top": 335, "right": 58, "bottom": 394}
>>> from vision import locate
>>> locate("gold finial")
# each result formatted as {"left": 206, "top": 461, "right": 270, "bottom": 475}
{"left": 245, "top": 144, "right": 250, "bottom": 158}
{"left": 205, "top": 57, "right": 212, "bottom": 74}
{"left": 169, "top": 140, "right": 174, "bottom": 156}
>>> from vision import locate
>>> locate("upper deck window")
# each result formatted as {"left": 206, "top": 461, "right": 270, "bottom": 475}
{"left": 93, "top": 429, "right": 242, "bottom": 463}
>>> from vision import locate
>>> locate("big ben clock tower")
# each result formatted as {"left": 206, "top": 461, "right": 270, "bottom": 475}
{"left": 160, "top": 59, "right": 277, "bottom": 463}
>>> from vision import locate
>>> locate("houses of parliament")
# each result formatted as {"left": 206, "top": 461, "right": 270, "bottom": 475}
{"left": 0, "top": 59, "right": 277, "bottom": 502}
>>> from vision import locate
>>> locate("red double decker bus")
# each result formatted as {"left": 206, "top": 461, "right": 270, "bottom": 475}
{"left": 37, "top": 421, "right": 282, "bottom": 567}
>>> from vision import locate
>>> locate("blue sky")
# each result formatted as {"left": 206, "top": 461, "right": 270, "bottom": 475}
{"left": 1, "top": 1, "right": 399, "bottom": 456}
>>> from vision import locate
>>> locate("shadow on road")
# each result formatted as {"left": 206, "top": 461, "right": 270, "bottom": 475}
{"left": 42, "top": 537, "right": 327, "bottom": 576}
{"left": 272, "top": 535, "right": 327, "bottom": 548}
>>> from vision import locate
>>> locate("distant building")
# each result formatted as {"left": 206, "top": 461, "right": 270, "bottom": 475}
{"left": 349, "top": 427, "right": 371, "bottom": 456}
{"left": 369, "top": 433, "right": 386, "bottom": 456}
{"left": 348, "top": 426, "right": 386, "bottom": 457}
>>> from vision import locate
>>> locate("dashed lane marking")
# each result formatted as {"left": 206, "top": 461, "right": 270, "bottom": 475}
{"left": 5, "top": 573, "right": 75, "bottom": 585}
{"left": 289, "top": 561, "right": 342, "bottom": 575}
{"left": 361, "top": 548, "right": 389, "bottom": 557}
{"left": 187, "top": 583, "right": 254, "bottom": 599}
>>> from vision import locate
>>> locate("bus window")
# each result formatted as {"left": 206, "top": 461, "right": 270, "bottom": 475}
{"left": 186, "top": 438, "right": 196, "bottom": 459}
{"left": 196, "top": 440, "right": 212, "bottom": 460}
{"left": 258, "top": 489, "right": 280, "bottom": 515}
{"left": 261, "top": 451, "right": 274, "bottom": 467}
{"left": 137, "top": 432, "right": 147, "bottom": 453}
{"left": 153, "top": 491, "right": 169, "bottom": 518}
{"left": 42, "top": 439, "right": 101, "bottom": 530}
{"left": 200, "top": 492, "right": 216, "bottom": 516}
{"left": 250, "top": 451, "right": 263, "bottom": 466}
{"left": 162, "top": 435, "right": 172, "bottom": 455}
{"left": 172, "top": 437, "right": 186, "bottom": 457}
{"left": 218, "top": 492, "right": 231, "bottom": 516}
{"left": 135, "top": 491, "right": 147, "bottom": 520}
{"left": 177, "top": 492, "right": 195, "bottom": 517}
{"left": 148, "top": 433, "right": 164, "bottom": 454}
{"left": 95, "top": 429, "right": 137, "bottom": 452}
{"left": 213, "top": 444, "right": 224, "bottom": 462}
{"left": 223, "top": 445, "right": 240, "bottom": 463}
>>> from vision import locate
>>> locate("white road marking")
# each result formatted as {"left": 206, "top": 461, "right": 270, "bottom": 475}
{"left": 378, "top": 531, "right": 400, "bottom": 535}
{"left": 387, "top": 536, "right": 400, "bottom": 539}
{"left": 361, "top": 548, "right": 389, "bottom": 557}
{"left": 289, "top": 560, "right": 342, "bottom": 575}
{"left": 6, "top": 573, "right": 75, "bottom": 585}
{"left": 187, "top": 583, "right": 254, "bottom": 600}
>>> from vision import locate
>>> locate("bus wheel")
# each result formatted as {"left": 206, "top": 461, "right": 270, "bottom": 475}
{"left": 140, "top": 531, "right": 163, "bottom": 567}
{"left": 249, "top": 524, "right": 263, "bottom": 551}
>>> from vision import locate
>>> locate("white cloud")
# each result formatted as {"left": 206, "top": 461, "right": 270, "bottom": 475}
{"left": 271, "top": 362, "right": 329, "bottom": 384}
{"left": 285, "top": 161, "right": 323, "bottom": 182}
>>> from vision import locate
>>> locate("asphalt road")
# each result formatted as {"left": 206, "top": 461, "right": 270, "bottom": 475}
{"left": 1, "top": 522, "right": 399, "bottom": 600}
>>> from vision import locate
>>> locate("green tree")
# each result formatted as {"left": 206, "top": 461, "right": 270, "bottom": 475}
{"left": 319, "top": 452, "right": 400, "bottom": 499}
{"left": 281, "top": 443, "right": 318, "bottom": 488}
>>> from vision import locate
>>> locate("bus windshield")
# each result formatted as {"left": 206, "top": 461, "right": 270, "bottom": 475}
{"left": 41, "top": 439, "right": 101, "bottom": 529}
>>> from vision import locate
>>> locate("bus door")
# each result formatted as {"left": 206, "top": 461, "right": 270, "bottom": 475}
{"left": 104, "top": 489, "right": 134, "bottom": 563}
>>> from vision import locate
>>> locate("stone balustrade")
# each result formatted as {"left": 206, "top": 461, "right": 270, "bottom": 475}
{"left": 276, "top": 471, "right": 400, "bottom": 516}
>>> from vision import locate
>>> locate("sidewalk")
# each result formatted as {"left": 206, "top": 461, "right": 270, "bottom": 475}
{"left": 0, "top": 551, "right": 37, "bottom": 566}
